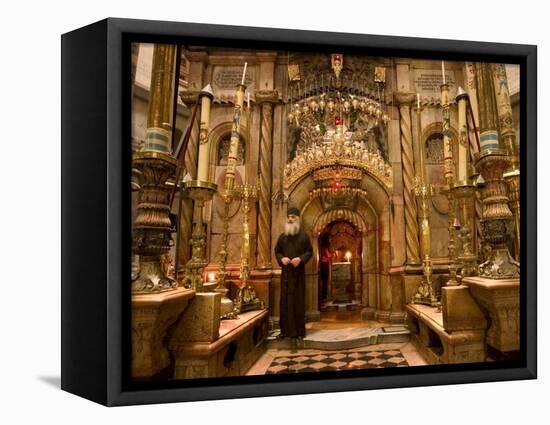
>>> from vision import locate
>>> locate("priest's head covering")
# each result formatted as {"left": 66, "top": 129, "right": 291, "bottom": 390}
{"left": 287, "top": 207, "right": 300, "bottom": 217}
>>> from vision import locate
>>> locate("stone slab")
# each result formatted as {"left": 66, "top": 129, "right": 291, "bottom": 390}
{"left": 267, "top": 326, "right": 410, "bottom": 350}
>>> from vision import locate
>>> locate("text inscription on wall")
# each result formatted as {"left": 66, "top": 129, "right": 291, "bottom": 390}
{"left": 414, "top": 70, "right": 456, "bottom": 100}
{"left": 212, "top": 66, "right": 256, "bottom": 99}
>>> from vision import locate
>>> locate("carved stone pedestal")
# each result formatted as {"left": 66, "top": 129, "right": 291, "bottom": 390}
{"left": 132, "top": 287, "right": 195, "bottom": 378}
{"left": 406, "top": 302, "right": 486, "bottom": 364}
{"left": 463, "top": 276, "right": 520, "bottom": 353}
{"left": 441, "top": 286, "right": 487, "bottom": 332}
{"left": 169, "top": 309, "right": 269, "bottom": 379}
{"left": 170, "top": 292, "right": 222, "bottom": 343}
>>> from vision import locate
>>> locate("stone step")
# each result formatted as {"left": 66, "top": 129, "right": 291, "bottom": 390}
{"left": 267, "top": 326, "right": 410, "bottom": 350}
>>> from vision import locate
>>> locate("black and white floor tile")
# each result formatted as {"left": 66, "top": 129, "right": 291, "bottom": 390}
{"left": 266, "top": 348, "right": 408, "bottom": 374}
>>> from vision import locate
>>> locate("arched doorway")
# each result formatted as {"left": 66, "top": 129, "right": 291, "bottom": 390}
{"left": 318, "top": 220, "right": 363, "bottom": 315}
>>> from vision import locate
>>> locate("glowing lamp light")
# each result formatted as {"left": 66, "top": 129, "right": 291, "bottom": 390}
{"left": 207, "top": 272, "right": 216, "bottom": 282}
{"left": 345, "top": 251, "right": 352, "bottom": 262}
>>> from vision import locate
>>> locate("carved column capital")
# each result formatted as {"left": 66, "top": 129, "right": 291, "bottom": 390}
{"left": 179, "top": 90, "right": 200, "bottom": 105}
{"left": 184, "top": 50, "right": 210, "bottom": 64}
{"left": 255, "top": 90, "right": 279, "bottom": 104}
{"left": 255, "top": 52, "right": 278, "bottom": 62}
{"left": 394, "top": 92, "right": 416, "bottom": 106}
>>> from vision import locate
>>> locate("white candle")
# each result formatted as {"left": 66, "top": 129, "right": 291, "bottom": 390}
{"left": 241, "top": 62, "right": 248, "bottom": 85}
{"left": 197, "top": 84, "right": 214, "bottom": 182}
{"left": 417, "top": 93, "right": 420, "bottom": 109}
{"left": 441, "top": 61, "right": 446, "bottom": 85}
{"left": 247, "top": 92, "right": 250, "bottom": 108}
{"left": 456, "top": 87, "right": 468, "bottom": 182}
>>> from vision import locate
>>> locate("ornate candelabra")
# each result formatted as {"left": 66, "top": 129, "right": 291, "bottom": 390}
{"left": 492, "top": 63, "right": 521, "bottom": 262}
{"left": 413, "top": 182, "right": 437, "bottom": 305}
{"left": 233, "top": 181, "right": 262, "bottom": 313}
{"left": 453, "top": 88, "right": 478, "bottom": 278}
{"left": 412, "top": 103, "right": 437, "bottom": 306}
{"left": 215, "top": 188, "right": 237, "bottom": 317}
{"left": 454, "top": 182, "right": 478, "bottom": 277}
{"left": 132, "top": 151, "right": 178, "bottom": 293}
{"left": 181, "top": 180, "right": 218, "bottom": 292}
{"left": 504, "top": 168, "right": 520, "bottom": 261}
{"left": 441, "top": 83, "right": 459, "bottom": 286}
{"left": 215, "top": 78, "right": 248, "bottom": 318}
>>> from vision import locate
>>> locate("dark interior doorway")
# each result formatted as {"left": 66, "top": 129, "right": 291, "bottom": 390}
{"left": 318, "top": 220, "right": 362, "bottom": 316}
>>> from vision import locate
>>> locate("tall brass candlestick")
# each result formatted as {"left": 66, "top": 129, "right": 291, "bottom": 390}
{"left": 412, "top": 102, "right": 437, "bottom": 306}
{"left": 132, "top": 44, "right": 178, "bottom": 293}
{"left": 454, "top": 88, "right": 477, "bottom": 277}
{"left": 492, "top": 63, "right": 520, "bottom": 262}
{"left": 225, "top": 84, "right": 246, "bottom": 192}
{"left": 456, "top": 86, "right": 469, "bottom": 183}
{"left": 234, "top": 181, "right": 261, "bottom": 313}
{"left": 216, "top": 82, "right": 247, "bottom": 317}
{"left": 473, "top": 62, "right": 519, "bottom": 279}
{"left": 441, "top": 83, "right": 459, "bottom": 286}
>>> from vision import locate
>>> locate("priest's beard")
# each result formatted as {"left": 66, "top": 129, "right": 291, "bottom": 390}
{"left": 284, "top": 221, "right": 300, "bottom": 236}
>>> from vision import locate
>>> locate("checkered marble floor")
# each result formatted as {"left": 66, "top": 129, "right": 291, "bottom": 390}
{"left": 266, "top": 348, "right": 408, "bottom": 374}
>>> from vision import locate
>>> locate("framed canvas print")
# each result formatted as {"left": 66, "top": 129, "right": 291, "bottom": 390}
{"left": 61, "top": 18, "right": 537, "bottom": 406}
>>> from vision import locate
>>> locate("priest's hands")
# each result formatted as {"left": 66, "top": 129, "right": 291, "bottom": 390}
{"left": 281, "top": 257, "right": 301, "bottom": 267}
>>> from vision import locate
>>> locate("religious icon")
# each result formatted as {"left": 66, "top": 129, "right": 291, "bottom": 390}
{"left": 374, "top": 66, "right": 386, "bottom": 83}
{"left": 331, "top": 53, "right": 343, "bottom": 80}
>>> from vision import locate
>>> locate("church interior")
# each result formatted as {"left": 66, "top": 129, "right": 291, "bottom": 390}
{"left": 130, "top": 42, "right": 521, "bottom": 380}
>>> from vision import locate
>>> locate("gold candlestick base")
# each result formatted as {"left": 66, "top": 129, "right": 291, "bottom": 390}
{"left": 132, "top": 151, "right": 178, "bottom": 294}
{"left": 474, "top": 149, "right": 519, "bottom": 279}
{"left": 234, "top": 182, "right": 262, "bottom": 314}
{"left": 441, "top": 184, "right": 459, "bottom": 286}
{"left": 412, "top": 257, "right": 439, "bottom": 307}
{"left": 215, "top": 189, "right": 238, "bottom": 319}
{"left": 412, "top": 177, "right": 438, "bottom": 307}
{"left": 181, "top": 180, "right": 217, "bottom": 292}
{"left": 453, "top": 183, "right": 478, "bottom": 278}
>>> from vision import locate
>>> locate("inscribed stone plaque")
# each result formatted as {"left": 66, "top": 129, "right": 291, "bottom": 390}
{"left": 212, "top": 66, "right": 256, "bottom": 99}
{"left": 414, "top": 70, "right": 456, "bottom": 102}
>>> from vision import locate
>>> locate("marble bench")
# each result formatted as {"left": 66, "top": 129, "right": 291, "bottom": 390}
{"left": 406, "top": 286, "right": 487, "bottom": 364}
{"left": 169, "top": 292, "right": 269, "bottom": 379}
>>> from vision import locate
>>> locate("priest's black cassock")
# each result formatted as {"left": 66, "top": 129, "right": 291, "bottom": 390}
{"left": 274, "top": 230, "right": 313, "bottom": 338}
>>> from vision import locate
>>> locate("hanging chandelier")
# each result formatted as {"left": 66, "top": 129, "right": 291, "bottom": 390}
{"left": 286, "top": 53, "right": 390, "bottom": 131}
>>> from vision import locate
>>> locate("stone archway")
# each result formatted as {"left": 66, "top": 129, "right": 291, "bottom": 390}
{"left": 286, "top": 171, "right": 392, "bottom": 322}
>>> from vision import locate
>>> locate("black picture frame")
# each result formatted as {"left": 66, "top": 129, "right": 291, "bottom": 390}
{"left": 61, "top": 17, "right": 537, "bottom": 406}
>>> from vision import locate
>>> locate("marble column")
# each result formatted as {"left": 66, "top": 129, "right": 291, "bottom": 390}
{"left": 177, "top": 51, "right": 209, "bottom": 269}
{"left": 395, "top": 92, "right": 421, "bottom": 266}
{"left": 255, "top": 90, "right": 278, "bottom": 269}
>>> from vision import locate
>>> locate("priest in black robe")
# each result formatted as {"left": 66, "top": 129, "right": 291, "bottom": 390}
{"left": 274, "top": 207, "right": 313, "bottom": 338}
